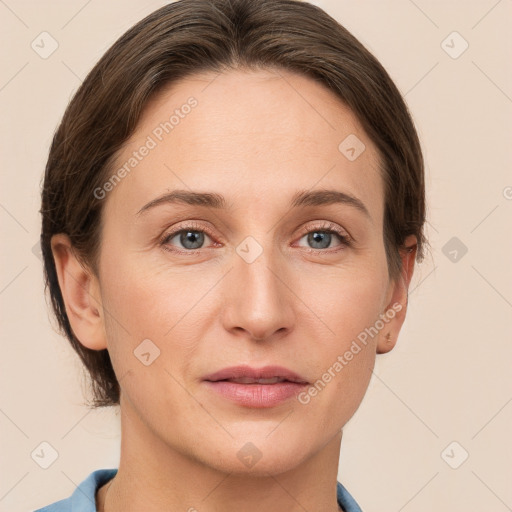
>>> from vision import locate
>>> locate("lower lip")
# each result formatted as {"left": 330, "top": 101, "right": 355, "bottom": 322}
{"left": 204, "top": 380, "right": 308, "bottom": 408}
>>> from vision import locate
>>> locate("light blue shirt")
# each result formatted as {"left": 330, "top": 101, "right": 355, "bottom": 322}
{"left": 34, "top": 468, "right": 362, "bottom": 511}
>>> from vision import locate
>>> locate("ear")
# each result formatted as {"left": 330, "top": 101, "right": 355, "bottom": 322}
{"left": 376, "top": 234, "right": 417, "bottom": 354}
{"left": 51, "top": 233, "right": 107, "bottom": 351}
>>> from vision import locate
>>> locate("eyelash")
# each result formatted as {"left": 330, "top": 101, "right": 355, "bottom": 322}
{"left": 159, "top": 220, "right": 352, "bottom": 255}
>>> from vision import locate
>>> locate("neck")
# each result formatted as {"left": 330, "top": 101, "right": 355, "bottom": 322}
{"left": 98, "top": 396, "right": 344, "bottom": 512}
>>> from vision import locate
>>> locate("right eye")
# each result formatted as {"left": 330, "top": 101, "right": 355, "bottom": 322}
{"left": 159, "top": 220, "right": 222, "bottom": 255}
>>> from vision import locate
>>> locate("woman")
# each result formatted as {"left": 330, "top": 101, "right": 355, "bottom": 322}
{"left": 36, "top": 0, "right": 426, "bottom": 510}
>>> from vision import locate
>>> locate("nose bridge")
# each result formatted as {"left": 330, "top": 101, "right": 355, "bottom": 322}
{"left": 223, "top": 234, "right": 294, "bottom": 340}
{"left": 235, "top": 235, "right": 284, "bottom": 308}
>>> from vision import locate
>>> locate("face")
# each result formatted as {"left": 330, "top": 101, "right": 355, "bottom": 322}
{"left": 74, "top": 68, "right": 410, "bottom": 475}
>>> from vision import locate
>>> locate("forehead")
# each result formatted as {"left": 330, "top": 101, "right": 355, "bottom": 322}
{"left": 105, "top": 68, "right": 383, "bottom": 223}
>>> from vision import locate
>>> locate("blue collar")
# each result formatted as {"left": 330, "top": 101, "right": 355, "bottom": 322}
{"left": 35, "top": 468, "right": 362, "bottom": 511}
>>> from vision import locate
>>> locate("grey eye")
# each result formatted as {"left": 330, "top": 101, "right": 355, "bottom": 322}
{"left": 169, "top": 230, "right": 206, "bottom": 250}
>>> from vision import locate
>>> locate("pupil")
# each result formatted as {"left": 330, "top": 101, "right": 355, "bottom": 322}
{"left": 181, "top": 231, "right": 203, "bottom": 249}
{"left": 309, "top": 231, "right": 330, "bottom": 249}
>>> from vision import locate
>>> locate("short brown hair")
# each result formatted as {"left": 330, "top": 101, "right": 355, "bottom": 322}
{"left": 40, "top": 0, "right": 427, "bottom": 408}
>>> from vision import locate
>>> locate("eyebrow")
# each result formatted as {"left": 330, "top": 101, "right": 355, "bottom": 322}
{"left": 136, "top": 188, "right": 371, "bottom": 220}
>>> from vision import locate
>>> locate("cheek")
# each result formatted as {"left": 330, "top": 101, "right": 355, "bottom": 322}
{"left": 99, "top": 261, "right": 201, "bottom": 420}
{"left": 293, "top": 267, "right": 386, "bottom": 422}
{"left": 100, "top": 249, "right": 190, "bottom": 334}
{"left": 99, "top": 252, "right": 214, "bottom": 383}
{"left": 296, "top": 259, "right": 388, "bottom": 340}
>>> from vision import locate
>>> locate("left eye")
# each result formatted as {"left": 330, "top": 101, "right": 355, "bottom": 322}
{"left": 297, "top": 230, "right": 347, "bottom": 250}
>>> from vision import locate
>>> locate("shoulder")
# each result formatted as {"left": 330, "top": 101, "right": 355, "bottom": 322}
{"left": 337, "top": 480, "right": 363, "bottom": 512}
{"left": 34, "top": 468, "right": 118, "bottom": 512}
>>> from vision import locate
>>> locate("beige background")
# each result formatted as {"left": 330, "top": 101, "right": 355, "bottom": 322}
{"left": 1, "top": 0, "right": 511, "bottom": 510}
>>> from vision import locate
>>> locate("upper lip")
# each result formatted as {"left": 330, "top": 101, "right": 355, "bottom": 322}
{"left": 203, "top": 365, "right": 309, "bottom": 384}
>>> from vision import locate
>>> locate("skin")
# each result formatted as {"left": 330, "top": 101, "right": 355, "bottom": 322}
{"left": 52, "top": 68, "right": 417, "bottom": 512}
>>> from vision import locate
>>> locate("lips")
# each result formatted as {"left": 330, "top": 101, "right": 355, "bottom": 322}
{"left": 226, "top": 376, "right": 289, "bottom": 384}
{"left": 203, "top": 365, "right": 309, "bottom": 384}
{"left": 203, "top": 365, "right": 309, "bottom": 408}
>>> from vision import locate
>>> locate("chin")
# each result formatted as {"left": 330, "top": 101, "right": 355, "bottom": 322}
{"left": 195, "top": 435, "right": 312, "bottom": 477}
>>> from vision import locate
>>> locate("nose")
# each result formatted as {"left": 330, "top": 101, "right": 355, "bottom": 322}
{"left": 220, "top": 244, "right": 295, "bottom": 342}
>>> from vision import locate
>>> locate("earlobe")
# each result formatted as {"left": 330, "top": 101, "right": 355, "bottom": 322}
{"left": 376, "top": 235, "right": 418, "bottom": 354}
{"left": 51, "top": 234, "right": 107, "bottom": 351}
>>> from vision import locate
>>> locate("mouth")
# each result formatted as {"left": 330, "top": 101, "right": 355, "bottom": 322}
{"left": 203, "top": 365, "right": 309, "bottom": 408}
{"left": 216, "top": 376, "right": 302, "bottom": 384}
{"left": 203, "top": 365, "right": 309, "bottom": 384}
